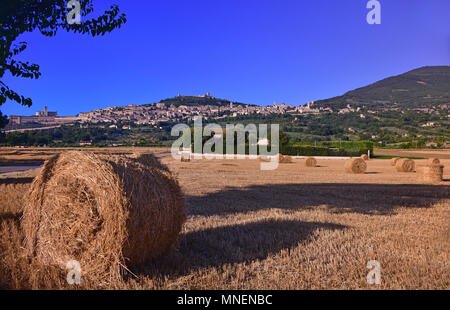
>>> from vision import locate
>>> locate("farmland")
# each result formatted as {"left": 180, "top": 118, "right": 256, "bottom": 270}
{"left": 0, "top": 148, "right": 449, "bottom": 289}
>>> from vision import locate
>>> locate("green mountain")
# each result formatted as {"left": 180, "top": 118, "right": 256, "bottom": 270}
{"left": 314, "top": 66, "right": 450, "bottom": 110}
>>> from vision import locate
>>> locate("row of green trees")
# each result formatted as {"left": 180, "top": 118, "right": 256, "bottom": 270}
{"left": 1, "top": 126, "right": 122, "bottom": 146}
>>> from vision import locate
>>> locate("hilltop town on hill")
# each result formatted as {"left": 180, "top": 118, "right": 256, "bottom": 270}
{"left": 7, "top": 93, "right": 330, "bottom": 127}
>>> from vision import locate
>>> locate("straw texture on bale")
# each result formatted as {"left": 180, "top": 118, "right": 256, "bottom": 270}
{"left": 134, "top": 152, "right": 170, "bottom": 171}
{"left": 279, "top": 154, "right": 293, "bottom": 164}
{"left": 305, "top": 157, "right": 317, "bottom": 167}
{"left": 390, "top": 157, "right": 400, "bottom": 166}
{"left": 22, "top": 151, "right": 186, "bottom": 286}
{"left": 427, "top": 158, "right": 440, "bottom": 165}
{"left": 395, "top": 158, "right": 415, "bottom": 172}
{"left": 361, "top": 154, "right": 369, "bottom": 161}
{"left": 417, "top": 164, "right": 444, "bottom": 183}
{"left": 344, "top": 158, "right": 367, "bottom": 174}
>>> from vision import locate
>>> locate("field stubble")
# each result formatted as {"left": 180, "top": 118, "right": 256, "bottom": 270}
{"left": 0, "top": 151, "right": 449, "bottom": 289}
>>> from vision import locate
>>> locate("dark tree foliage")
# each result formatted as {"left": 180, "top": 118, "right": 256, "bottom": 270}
{"left": 0, "top": 111, "right": 8, "bottom": 128}
{"left": 0, "top": 0, "right": 126, "bottom": 121}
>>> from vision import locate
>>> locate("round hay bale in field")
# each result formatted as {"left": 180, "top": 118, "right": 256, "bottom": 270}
{"left": 344, "top": 158, "right": 367, "bottom": 174}
{"left": 395, "top": 158, "right": 415, "bottom": 172}
{"left": 417, "top": 164, "right": 444, "bottom": 183}
{"left": 427, "top": 158, "right": 440, "bottom": 165}
{"left": 176, "top": 151, "right": 191, "bottom": 162}
{"left": 259, "top": 155, "right": 272, "bottom": 162}
{"left": 390, "top": 157, "right": 400, "bottom": 166}
{"left": 22, "top": 151, "right": 186, "bottom": 286}
{"left": 305, "top": 157, "right": 317, "bottom": 167}
{"left": 181, "top": 153, "right": 191, "bottom": 162}
{"left": 279, "top": 154, "right": 293, "bottom": 164}
{"left": 361, "top": 154, "right": 369, "bottom": 161}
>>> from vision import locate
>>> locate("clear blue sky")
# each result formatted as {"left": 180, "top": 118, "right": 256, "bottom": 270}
{"left": 2, "top": 0, "right": 449, "bottom": 116}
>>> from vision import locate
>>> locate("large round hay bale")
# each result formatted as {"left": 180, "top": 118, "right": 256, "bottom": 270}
{"left": 395, "top": 158, "right": 415, "bottom": 172}
{"left": 279, "top": 154, "right": 293, "bottom": 164}
{"left": 305, "top": 157, "right": 317, "bottom": 167}
{"left": 345, "top": 158, "right": 367, "bottom": 174}
{"left": 22, "top": 151, "right": 186, "bottom": 286}
{"left": 361, "top": 154, "right": 369, "bottom": 161}
{"left": 390, "top": 157, "right": 400, "bottom": 166}
{"left": 427, "top": 158, "right": 440, "bottom": 165}
{"left": 417, "top": 164, "right": 444, "bottom": 183}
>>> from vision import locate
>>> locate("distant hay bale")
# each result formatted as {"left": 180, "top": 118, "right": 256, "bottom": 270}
{"left": 22, "top": 151, "right": 186, "bottom": 287}
{"left": 417, "top": 164, "right": 444, "bottom": 183}
{"left": 180, "top": 152, "right": 191, "bottom": 162}
{"left": 390, "top": 157, "right": 400, "bottom": 166}
{"left": 345, "top": 158, "right": 367, "bottom": 174}
{"left": 427, "top": 158, "right": 440, "bottom": 165}
{"left": 361, "top": 154, "right": 369, "bottom": 161}
{"left": 259, "top": 155, "right": 272, "bottom": 162}
{"left": 305, "top": 157, "right": 317, "bottom": 167}
{"left": 279, "top": 154, "right": 293, "bottom": 164}
{"left": 395, "top": 158, "right": 415, "bottom": 172}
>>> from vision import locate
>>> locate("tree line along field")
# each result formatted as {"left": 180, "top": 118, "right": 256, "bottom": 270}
{"left": 0, "top": 148, "right": 449, "bottom": 289}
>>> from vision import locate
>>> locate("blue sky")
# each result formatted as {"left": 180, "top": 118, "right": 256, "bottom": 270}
{"left": 2, "top": 0, "right": 449, "bottom": 116}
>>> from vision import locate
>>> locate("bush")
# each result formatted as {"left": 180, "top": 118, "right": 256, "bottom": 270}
{"left": 319, "top": 141, "right": 374, "bottom": 153}
{"left": 280, "top": 145, "right": 369, "bottom": 157}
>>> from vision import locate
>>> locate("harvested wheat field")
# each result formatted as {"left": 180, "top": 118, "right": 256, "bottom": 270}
{"left": 0, "top": 150, "right": 449, "bottom": 290}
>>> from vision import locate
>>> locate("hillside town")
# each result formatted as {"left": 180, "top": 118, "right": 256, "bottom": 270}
{"left": 3, "top": 92, "right": 449, "bottom": 149}
{"left": 6, "top": 93, "right": 448, "bottom": 130}
{"left": 77, "top": 99, "right": 333, "bottom": 125}
{"left": 7, "top": 94, "right": 336, "bottom": 127}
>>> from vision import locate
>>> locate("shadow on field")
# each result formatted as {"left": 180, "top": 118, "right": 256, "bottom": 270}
{"left": 0, "top": 212, "right": 22, "bottom": 222}
{"left": 135, "top": 219, "right": 346, "bottom": 277}
{"left": 0, "top": 177, "right": 35, "bottom": 185}
{"left": 186, "top": 183, "right": 450, "bottom": 216}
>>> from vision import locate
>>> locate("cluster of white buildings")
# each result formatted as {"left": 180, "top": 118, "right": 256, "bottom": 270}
{"left": 19, "top": 93, "right": 447, "bottom": 128}
{"left": 8, "top": 97, "right": 350, "bottom": 128}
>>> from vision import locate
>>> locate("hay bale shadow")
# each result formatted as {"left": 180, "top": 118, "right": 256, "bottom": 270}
{"left": 0, "top": 212, "right": 22, "bottom": 222}
{"left": 133, "top": 219, "right": 346, "bottom": 278}
{"left": 0, "top": 177, "right": 35, "bottom": 185}
{"left": 186, "top": 183, "right": 450, "bottom": 216}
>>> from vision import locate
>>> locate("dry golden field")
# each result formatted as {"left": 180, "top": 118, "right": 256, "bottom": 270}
{"left": 0, "top": 147, "right": 171, "bottom": 165}
{"left": 0, "top": 148, "right": 449, "bottom": 290}
{"left": 374, "top": 148, "right": 450, "bottom": 159}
